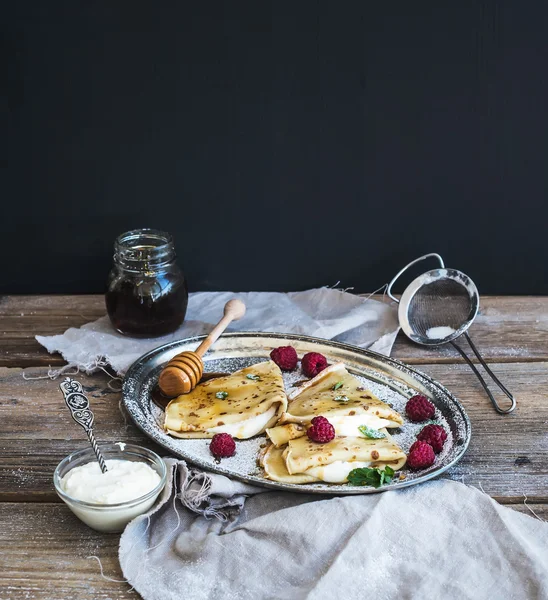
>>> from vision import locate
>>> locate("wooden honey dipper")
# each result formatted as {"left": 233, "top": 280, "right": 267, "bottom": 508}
{"left": 158, "top": 299, "right": 246, "bottom": 397}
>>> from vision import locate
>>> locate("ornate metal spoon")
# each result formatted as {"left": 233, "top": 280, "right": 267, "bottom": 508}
{"left": 59, "top": 377, "right": 108, "bottom": 473}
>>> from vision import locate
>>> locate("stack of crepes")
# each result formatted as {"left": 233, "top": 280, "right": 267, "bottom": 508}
{"left": 164, "top": 360, "right": 407, "bottom": 484}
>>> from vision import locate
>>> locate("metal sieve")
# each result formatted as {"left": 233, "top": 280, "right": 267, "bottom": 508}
{"left": 387, "top": 253, "right": 516, "bottom": 414}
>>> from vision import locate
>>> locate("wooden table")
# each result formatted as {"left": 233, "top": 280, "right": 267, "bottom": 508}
{"left": 1, "top": 295, "right": 547, "bottom": 599}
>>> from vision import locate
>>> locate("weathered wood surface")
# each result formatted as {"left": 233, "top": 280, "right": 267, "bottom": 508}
{"left": 0, "top": 502, "right": 138, "bottom": 600}
{"left": 0, "top": 295, "right": 546, "bottom": 367}
{"left": 0, "top": 294, "right": 547, "bottom": 600}
{"left": 1, "top": 363, "right": 546, "bottom": 503}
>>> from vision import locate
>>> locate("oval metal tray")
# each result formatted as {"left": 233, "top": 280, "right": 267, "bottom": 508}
{"left": 123, "top": 332, "right": 471, "bottom": 494}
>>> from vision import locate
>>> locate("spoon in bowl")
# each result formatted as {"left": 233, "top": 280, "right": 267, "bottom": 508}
{"left": 59, "top": 378, "right": 108, "bottom": 473}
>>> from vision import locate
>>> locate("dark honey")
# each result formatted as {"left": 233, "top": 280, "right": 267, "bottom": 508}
{"left": 106, "top": 275, "right": 188, "bottom": 337}
{"left": 105, "top": 229, "right": 188, "bottom": 337}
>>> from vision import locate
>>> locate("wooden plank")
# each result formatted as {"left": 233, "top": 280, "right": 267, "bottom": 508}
{"left": 0, "top": 295, "right": 546, "bottom": 367}
{"left": 0, "top": 498, "right": 545, "bottom": 600}
{"left": 0, "top": 295, "right": 106, "bottom": 316}
{"left": 0, "top": 295, "right": 106, "bottom": 368}
{"left": 504, "top": 502, "right": 548, "bottom": 521}
{"left": 418, "top": 360, "right": 548, "bottom": 502}
{"left": 1, "top": 363, "right": 546, "bottom": 502}
{"left": 0, "top": 502, "right": 137, "bottom": 600}
{"left": 390, "top": 294, "right": 548, "bottom": 363}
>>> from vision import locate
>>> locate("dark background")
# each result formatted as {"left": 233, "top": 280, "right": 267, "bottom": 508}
{"left": 4, "top": 2, "right": 548, "bottom": 295}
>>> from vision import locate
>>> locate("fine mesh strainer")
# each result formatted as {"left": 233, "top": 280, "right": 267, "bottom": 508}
{"left": 387, "top": 253, "right": 516, "bottom": 414}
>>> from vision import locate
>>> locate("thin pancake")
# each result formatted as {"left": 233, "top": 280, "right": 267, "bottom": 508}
{"left": 280, "top": 363, "right": 403, "bottom": 428}
{"left": 283, "top": 433, "right": 407, "bottom": 477}
{"left": 164, "top": 360, "right": 287, "bottom": 439}
{"left": 260, "top": 444, "right": 319, "bottom": 484}
{"left": 262, "top": 430, "right": 407, "bottom": 484}
{"left": 266, "top": 423, "right": 306, "bottom": 447}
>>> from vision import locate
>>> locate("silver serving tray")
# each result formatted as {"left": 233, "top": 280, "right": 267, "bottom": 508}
{"left": 123, "top": 332, "right": 471, "bottom": 494}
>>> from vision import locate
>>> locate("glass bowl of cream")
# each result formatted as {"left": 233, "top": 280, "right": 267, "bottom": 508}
{"left": 53, "top": 443, "right": 167, "bottom": 533}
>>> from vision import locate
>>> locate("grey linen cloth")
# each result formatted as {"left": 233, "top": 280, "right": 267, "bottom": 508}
{"left": 119, "top": 459, "right": 548, "bottom": 600}
{"left": 36, "top": 289, "right": 399, "bottom": 375}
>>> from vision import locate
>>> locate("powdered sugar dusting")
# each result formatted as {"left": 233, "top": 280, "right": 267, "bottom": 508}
{"left": 426, "top": 326, "right": 456, "bottom": 340}
{"left": 348, "top": 370, "right": 454, "bottom": 467}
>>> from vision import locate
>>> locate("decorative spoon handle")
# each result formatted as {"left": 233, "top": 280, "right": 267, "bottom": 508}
{"left": 59, "top": 377, "right": 108, "bottom": 473}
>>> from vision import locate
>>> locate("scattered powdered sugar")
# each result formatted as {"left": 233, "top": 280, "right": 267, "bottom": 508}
{"left": 11, "top": 467, "right": 32, "bottom": 486}
{"left": 350, "top": 373, "right": 454, "bottom": 464}
{"left": 124, "top": 340, "right": 470, "bottom": 493}
{"left": 426, "top": 326, "right": 456, "bottom": 340}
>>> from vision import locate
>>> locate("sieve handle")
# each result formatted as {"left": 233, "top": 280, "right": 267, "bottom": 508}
{"left": 451, "top": 333, "right": 516, "bottom": 414}
{"left": 387, "top": 253, "right": 445, "bottom": 303}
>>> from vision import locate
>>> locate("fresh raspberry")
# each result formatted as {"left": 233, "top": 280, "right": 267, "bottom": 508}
{"left": 270, "top": 346, "right": 298, "bottom": 371}
{"left": 209, "top": 433, "right": 236, "bottom": 459}
{"left": 407, "top": 441, "right": 436, "bottom": 470}
{"left": 301, "top": 352, "right": 328, "bottom": 378}
{"left": 307, "top": 416, "right": 335, "bottom": 443}
{"left": 417, "top": 424, "right": 447, "bottom": 453}
{"left": 405, "top": 395, "right": 435, "bottom": 422}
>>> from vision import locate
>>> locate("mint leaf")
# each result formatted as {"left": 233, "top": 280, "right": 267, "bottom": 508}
{"left": 347, "top": 467, "right": 381, "bottom": 487}
{"left": 358, "top": 425, "right": 386, "bottom": 439}
{"left": 246, "top": 374, "right": 261, "bottom": 381}
{"left": 379, "top": 466, "right": 395, "bottom": 486}
{"left": 347, "top": 466, "right": 395, "bottom": 488}
{"left": 334, "top": 395, "right": 349, "bottom": 402}
{"left": 333, "top": 381, "right": 344, "bottom": 391}
{"left": 215, "top": 391, "right": 229, "bottom": 399}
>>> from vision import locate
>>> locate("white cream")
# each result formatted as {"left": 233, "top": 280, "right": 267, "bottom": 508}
{"left": 305, "top": 461, "right": 372, "bottom": 483}
{"left": 61, "top": 459, "right": 161, "bottom": 505}
{"left": 207, "top": 405, "right": 278, "bottom": 438}
{"left": 426, "top": 326, "right": 456, "bottom": 339}
{"left": 327, "top": 414, "right": 394, "bottom": 436}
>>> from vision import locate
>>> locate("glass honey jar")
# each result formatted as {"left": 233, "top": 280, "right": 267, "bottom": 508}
{"left": 105, "top": 229, "right": 188, "bottom": 337}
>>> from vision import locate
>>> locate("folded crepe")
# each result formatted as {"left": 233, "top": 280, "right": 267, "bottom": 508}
{"left": 280, "top": 363, "right": 403, "bottom": 433}
{"left": 259, "top": 444, "right": 318, "bottom": 484}
{"left": 261, "top": 430, "right": 407, "bottom": 484}
{"left": 164, "top": 360, "right": 287, "bottom": 439}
